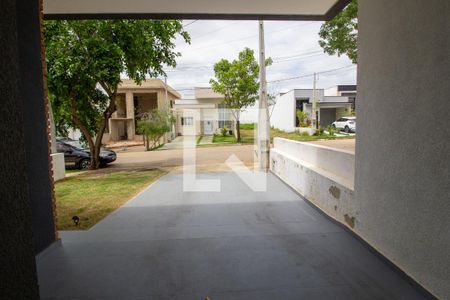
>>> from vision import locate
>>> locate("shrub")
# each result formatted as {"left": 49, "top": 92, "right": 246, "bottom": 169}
{"left": 296, "top": 110, "right": 311, "bottom": 127}
{"left": 313, "top": 127, "right": 325, "bottom": 136}
{"left": 301, "top": 131, "right": 310, "bottom": 137}
{"left": 220, "top": 126, "right": 229, "bottom": 137}
{"left": 326, "top": 126, "right": 337, "bottom": 136}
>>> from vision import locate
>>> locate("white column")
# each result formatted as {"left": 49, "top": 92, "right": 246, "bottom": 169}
{"left": 126, "top": 91, "right": 135, "bottom": 140}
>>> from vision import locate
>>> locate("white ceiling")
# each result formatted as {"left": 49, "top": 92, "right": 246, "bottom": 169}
{"left": 44, "top": 0, "right": 348, "bottom": 20}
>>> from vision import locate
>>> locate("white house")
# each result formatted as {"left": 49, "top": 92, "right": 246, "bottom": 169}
{"left": 174, "top": 88, "right": 235, "bottom": 136}
{"left": 270, "top": 87, "right": 354, "bottom": 132}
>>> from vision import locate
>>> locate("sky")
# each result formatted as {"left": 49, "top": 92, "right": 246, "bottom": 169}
{"left": 163, "top": 20, "right": 357, "bottom": 98}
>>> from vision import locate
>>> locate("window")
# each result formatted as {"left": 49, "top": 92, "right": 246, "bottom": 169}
{"left": 296, "top": 98, "right": 309, "bottom": 111}
{"left": 181, "top": 117, "right": 194, "bottom": 126}
{"left": 57, "top": 143, "right": 70, "bottom": 153}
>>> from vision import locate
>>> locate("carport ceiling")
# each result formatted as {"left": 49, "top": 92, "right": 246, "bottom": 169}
{"left": 44, "top": 0, "right": 351, "bottom": 20}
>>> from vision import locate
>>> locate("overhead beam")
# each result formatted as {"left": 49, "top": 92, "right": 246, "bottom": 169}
{"left": 44, "top": 0, "right": 351, "bottom": 21}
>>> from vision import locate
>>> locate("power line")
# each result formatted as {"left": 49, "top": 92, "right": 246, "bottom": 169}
{"left": 184, "top": 20, "right": 199, "bottom": 28}
{"left": 179, "top": 21, "right": 315, "bottom": 53}
{"left": 167, "top": 65, "right": 356, "bottom": 94}
{"left": 267, "top": 65, "right": 356, "bottom": 84}
{"left": 163, "top": 49, "right": 327, "bottom": 72}
{"left": 272, "top": 50, "right": 323, "bottom": 62}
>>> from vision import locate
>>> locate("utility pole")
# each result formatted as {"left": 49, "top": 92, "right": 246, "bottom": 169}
{"left": 312, "top": 72, "right": 319, "bottom": 131}
{"left": 164, "top": 76, "right": 174, "bottom": 141}
{"left": 258, "top": 20, "right": 270, "bottom": 172}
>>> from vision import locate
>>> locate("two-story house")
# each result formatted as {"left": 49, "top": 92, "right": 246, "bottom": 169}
{"left": 103, "top": 79, "right": 181, "bottom": 143}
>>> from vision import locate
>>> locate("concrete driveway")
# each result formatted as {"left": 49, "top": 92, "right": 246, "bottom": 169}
{"left": 37, "top": 172, "right": 427, "bottom": 299}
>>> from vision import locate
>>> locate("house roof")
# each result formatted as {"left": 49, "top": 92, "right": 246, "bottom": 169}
{"left": 194, "top": 87, "right": 225, "bottom": 100}
{"left": 44, "top": 0, "right": 351, "bottom": 21}
{"left": 118, "top": 79, "right": 181, "bottom": 99}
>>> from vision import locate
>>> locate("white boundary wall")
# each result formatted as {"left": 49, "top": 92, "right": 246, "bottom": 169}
{"left": 270, "top": 138, "right": 357, "bottom": 229}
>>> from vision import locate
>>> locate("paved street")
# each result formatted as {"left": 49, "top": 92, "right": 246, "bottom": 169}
{"left": 37, "top": 172, "right": 427, "bottom": 299}
{"left": 109, "top": 139, "right": 355, "bottom": 173}
{"left": 110, "top": 144, "right": 255, "bottom": 172}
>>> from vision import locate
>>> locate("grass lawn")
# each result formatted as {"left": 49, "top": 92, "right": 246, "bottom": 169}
{"left": 239, "top": 127, "right": 355, "bottom": 144}
{"left": 55, "top": 169, "right": 165, "bottom": 230}
{"left": 212, "top": 134, "right": 237, "bottom": 144}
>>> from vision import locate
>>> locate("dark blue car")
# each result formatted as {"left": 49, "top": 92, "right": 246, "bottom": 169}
{"left": 56, "top": 139, "right": 116, "bottom": 169}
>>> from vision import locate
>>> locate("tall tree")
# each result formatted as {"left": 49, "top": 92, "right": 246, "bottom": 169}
{"left": 318, "top": 0, "right": 358, "bottom": 64}
{"left": 210, "top": 48, "right": 272, "bottom": 142}
{"left": 44, "top": 20, "right": 189, "bottom": 169}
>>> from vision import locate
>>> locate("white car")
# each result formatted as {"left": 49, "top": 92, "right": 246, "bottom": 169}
{"left": 332, "top": 117, "right": 356, "bottom": 133}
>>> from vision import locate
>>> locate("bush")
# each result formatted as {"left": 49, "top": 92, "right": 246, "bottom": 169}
{"left": 326, "top": 126, "right": 337, "bottom": 136}
{"left": 220, "top": 126, "right": 228, "bottom": 137}
{"left": 313, "top": 127, "right": 325, "bottom": 136}
{"left": 301, "top": 131, "right": 310, "bottom": 137}
{"left": 296, "top": 111, "right": 311, "bottom": 127}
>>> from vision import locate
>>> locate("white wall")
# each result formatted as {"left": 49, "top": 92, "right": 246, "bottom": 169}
{"left": 51, "top": 153, "right": 65, "bottom": 182}
{"left": 270, "top": 91, "right": 296, "bottom": 132}
{"left": 356, "top": 1, "right": 449, "bottom": 297}
{"left": 271, "top": 138, "right": 356, "bottom": 229}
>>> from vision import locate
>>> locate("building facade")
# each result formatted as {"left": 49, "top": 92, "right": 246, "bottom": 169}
{"left": 174, "top": 88, "right": 235, "bottom": 136}
{"left": 270, "top": 87, "right": 354, "bottom": 132}
{"left": 103, "top": 79, "right": 181, "bottom": 143}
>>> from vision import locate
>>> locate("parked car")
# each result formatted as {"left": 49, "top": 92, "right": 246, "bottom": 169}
{"left": 56, "top": 139, "right": 116, "bottom": 169}
{"left": 332, "top": 117, "right": 356, "bottom": 133}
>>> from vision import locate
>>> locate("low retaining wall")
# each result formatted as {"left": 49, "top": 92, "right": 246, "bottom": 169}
{"left": 51, "top": 153, "right": 65, "bottom": 182}
{"left": 270, "top": 138, "right": 357, "bottom": 229}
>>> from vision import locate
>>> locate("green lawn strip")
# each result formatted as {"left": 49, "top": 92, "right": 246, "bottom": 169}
{"left": 239, "top": 123, "right": 256, "bottom": 130}
{"left": 240, "top": 128, "right": 355, "bottom": 143}
{"left": 212, "top": 134, "right": 237, "bottom": 144}
{"left": 55, "top": 169, "right": 166, "bottom": 230}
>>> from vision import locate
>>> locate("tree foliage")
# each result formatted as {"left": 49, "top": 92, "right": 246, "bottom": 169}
{"left": 44, "top": 20, "right": 189, "bottom": 168}
{"left": 210, "top": 48, "right": 272, "bottom": 141}
{"left": 137, "top": 109, "right": 175, "bottom": 151}
{"left": 318, "top": 0, "right": 358, "bottom": 64}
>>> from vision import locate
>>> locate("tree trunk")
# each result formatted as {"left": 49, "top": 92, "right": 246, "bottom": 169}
{"left": 236, "top": 120, "right": 241, "bottom": 142}
{"left": 70, "top": 91, "right": 116, "bottom": 170}
{"left": 70, "top": 96, "right": 96, "bottom": 168}
{"left": 92, "top": 91, "right": 116, "bottom": 169}
{"left": 145, "top": 135, "right": 150, "bottom": 151}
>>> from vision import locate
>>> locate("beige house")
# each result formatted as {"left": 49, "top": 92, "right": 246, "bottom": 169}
{"left": 174, "top": 88, "right": 235, "bottom": 136}
{"left": 103, "top": 79, "right": 181, "bottom": 142}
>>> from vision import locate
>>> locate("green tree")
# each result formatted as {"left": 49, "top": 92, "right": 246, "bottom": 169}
{"left": 137, "top": 109, "right": 175, "bottom": 151}
{"left": 318, "top": 0, "right": 358, "bottom": 64}
{"left": 44, "top": 20, "right": 189, "bottom": 168}
{"left": 210, "top": 48, "right": 272, "bottom": 142}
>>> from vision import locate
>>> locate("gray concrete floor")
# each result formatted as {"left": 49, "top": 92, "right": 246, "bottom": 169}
{"left": 37, "top": 172, "right": 427, "bottom": 299}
